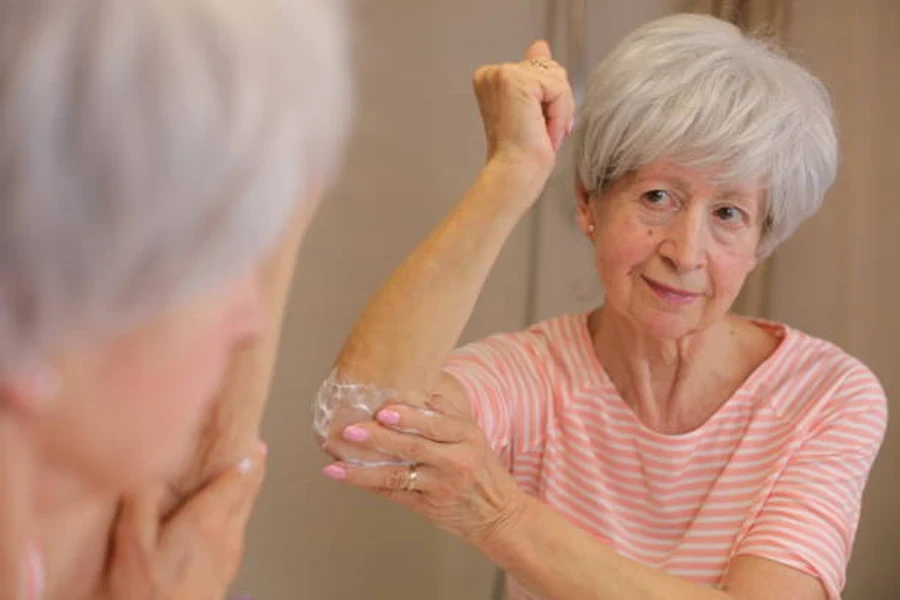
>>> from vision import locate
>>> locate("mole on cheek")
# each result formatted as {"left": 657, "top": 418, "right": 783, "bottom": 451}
{"left": 647, "top": 228, "right": 653, "bottom": 236}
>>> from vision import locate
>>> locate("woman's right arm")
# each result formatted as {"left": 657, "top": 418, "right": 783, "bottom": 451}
{"left": 328, "top": 41, "right": 575, "bottom": 415}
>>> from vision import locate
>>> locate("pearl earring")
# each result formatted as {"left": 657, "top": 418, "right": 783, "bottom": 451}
{"left": 587, "top": 223, "right": 596, "bottom": 235}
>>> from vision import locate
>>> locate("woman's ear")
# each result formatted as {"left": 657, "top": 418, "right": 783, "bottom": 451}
{"left": 575, "top": 178, "right": 594, "bottom": 237}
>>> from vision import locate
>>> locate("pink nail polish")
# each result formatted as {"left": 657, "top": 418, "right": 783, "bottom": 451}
{"left": 258, "top": 440, "right": 269, "bottom": 457}
{"left": 377, "top": 410, "right": 401, "bottom": 425}
{"left": 343, "top": 425, "right": 370, "bottom": 442}
{"left": 322, "top": 464, "right": 348, "bottom": 480}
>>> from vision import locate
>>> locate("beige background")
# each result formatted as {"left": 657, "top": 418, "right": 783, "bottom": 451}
{"left": 231, "top": 1, "right": 899, "bottom": 598}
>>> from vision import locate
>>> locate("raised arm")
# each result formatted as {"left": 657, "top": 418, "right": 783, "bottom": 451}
{"left": 332, "top": 41, "right": 574, "bottom": 401}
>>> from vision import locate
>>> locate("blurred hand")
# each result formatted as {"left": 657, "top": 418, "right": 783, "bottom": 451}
{"left": 473, "top": 40, "right": 576, "bottom": 177}
{"left": 99, "top": 444, "right": 267, "bottom": 600}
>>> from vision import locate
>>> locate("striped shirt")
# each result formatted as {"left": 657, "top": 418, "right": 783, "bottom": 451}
{"left": 443, "top": 313, "right": 887, "bottom": 600}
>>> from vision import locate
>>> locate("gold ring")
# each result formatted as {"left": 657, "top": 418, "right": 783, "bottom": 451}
{"left": 529, "top": 58, "right": 553, "bottom": 71}
{"left": 403, "top": 464, "right": 419, "bottom": 492}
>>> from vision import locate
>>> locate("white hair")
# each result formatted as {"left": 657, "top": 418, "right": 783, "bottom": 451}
{"left": 573, "top": 13, "right": 837, "bottom": 257}
{"left": 0, "top": 0, "right": 351, "bottom": 372}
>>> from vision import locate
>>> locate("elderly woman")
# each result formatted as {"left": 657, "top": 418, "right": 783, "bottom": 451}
{"left": 0, "top": 0, "right": 349, "bottom": 598}
{"left": 320, "top": 14, "right": 887, "bottom": 600}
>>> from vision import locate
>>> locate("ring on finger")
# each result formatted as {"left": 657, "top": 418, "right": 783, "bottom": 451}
{"left": 403, "top": 464, "right": 420, "bottom": 492}
{"left": 528, "top": 58, "right": 554, "bottom": 71}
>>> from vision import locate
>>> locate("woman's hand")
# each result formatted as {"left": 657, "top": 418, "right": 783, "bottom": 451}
{"left": 99, "top": 444, "right": 267, "bottom": 600}
{"left": 474, "top": 40, "right": 576, "bottom": 176}
{"left": 320, "top": 395, "right": 527, "bottom": 546}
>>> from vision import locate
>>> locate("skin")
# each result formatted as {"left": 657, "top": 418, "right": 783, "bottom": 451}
{"left": 0, "top": 194, "right": 315, "bottom": 600}
{"left": 576, "top": 161, "right": 776, "bottom": 435}
{"left": 321, "top": 41, "right": 828, "bottom": 600}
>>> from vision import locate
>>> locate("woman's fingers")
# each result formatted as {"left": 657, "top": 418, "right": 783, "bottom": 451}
{"left": 374, "top": 404, "right": 470, "bottom": 444}
{"left": 105, "top": 445, "right": 267, "bottom": 600}
{"left": 340, "top": 421, "right": 438, "bottom": 464}
{"left": 115, "top": 487, "right": 167, "bottom": 557}
{"left": 521, "top": 41, "right": 575, "bottom": 151}
{"left": 164, "top": 442, "right": 267, "bottom": 547}
{"left": 322, "top": 461, "right": 435, "bottom": 495}
{"left": 108, "top": 486, "right": 169, "bottom": 595}
{"left": 525, "top": 39, "right": 552, "bottom": 61}
{"left": 522, "top": 39, "right": 575, "bottom": 150}
{"left": 535, "top": 65, "right": 575, "bottom": 151}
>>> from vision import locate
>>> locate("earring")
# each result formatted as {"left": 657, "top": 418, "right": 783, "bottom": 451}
{"left": 587, "top": 223, "right": 596, "bottom": 235}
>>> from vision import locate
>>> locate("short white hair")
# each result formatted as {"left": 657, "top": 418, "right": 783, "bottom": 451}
{"left": 0, "top": 0, "right": 351, "bottom": 372}
{"left": 574, "top": 13, "right": 837, "bottom": 256}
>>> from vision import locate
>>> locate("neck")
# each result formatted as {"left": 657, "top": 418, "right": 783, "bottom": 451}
{"left": 35, "top": 461, "right": 118, "bottom": 600}
{"left": 590, "top": 307, "right": 740, "bottom": 434}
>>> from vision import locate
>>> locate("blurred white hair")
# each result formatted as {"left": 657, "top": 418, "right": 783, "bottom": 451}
{"left": 573, "top": 13, "right": 837, "bottom": 257}
{"left": 0, "top": 0, "right": 351, "bottom": 371}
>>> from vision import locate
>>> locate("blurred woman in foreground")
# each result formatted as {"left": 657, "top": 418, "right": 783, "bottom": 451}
{"left": 0, "top": 0, "right": 350, "bottom": 597}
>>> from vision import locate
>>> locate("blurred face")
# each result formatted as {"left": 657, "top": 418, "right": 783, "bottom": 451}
{"left": 579, "top": 160, "right": 764, "bottom": 339}
{"left": 34, "top": 266, "right": 267, "bottom": 492}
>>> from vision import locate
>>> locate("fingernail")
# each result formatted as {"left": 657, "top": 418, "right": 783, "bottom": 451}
{"left": 26, "top": 544, "right": 44, "bottom": 600}
{"left": 237, "top": 456, "right": 255, "bottom": 475}
{"left": 322, "top": 464, "right": 348, "bottom": 480}
{"left": 343, "top": 425, "right": 370, "bottom": 442}
{"left": 258, "top": 440, "right": 269, "bottom": 457}
{"left": 377, "top": 409, "right": 401, "bottom": 425}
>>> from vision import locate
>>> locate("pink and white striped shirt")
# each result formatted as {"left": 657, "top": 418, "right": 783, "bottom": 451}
{"left": 443, "top": 313, "right": 887, "bottom": 600}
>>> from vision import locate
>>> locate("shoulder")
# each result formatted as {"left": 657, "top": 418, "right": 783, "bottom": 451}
{"left": 447, "top": 313, "right": 592, "bottom": 388}
{"left": 756, "top": 321, "right": 887, "bottom": 434}
{"left": 454, "top": 313, "right": 586, "bottom": 364}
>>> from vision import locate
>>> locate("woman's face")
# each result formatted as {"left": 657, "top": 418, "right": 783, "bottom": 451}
{"left": 580, "top": 160, "right": 765, "bottom": 339}
{"left": 35, "top": 265, "right": 267, "bottom": 492}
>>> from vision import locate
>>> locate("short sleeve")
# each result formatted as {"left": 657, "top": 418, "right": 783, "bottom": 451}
{"left": 733, "top": 365, "right": 888, "bottom": 599}
{"left": 442, "top": 331, "right": 551, "bottom": 468}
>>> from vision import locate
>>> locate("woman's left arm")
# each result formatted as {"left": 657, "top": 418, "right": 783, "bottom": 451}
{"left": 329, "top": 382, "right": 885, "bottom": 600}
{"left": 479, "top": 492, "right": 825, "bottom": 600}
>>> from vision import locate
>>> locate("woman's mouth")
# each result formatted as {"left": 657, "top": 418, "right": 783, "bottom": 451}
{"left": 641, "top": 276, "right": 701, "bottom": 306}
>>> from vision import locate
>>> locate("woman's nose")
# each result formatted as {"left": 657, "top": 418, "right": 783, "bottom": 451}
{"left": 657, "top": 210, "right": 707, "bottom": 272}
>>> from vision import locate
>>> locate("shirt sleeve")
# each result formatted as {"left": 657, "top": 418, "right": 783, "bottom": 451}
{"left": 442, "top": 331, "right": 550, "bottom": 468}
{"left": 733, "top": 364, "right": 888, "bottom": 599}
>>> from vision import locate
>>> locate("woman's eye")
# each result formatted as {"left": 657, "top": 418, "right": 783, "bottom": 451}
{"left": 642, "top": 189, "right": 670, "bottom": 206}
{"left": 715, "top": 205, "right": 746, "bottom": 224}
